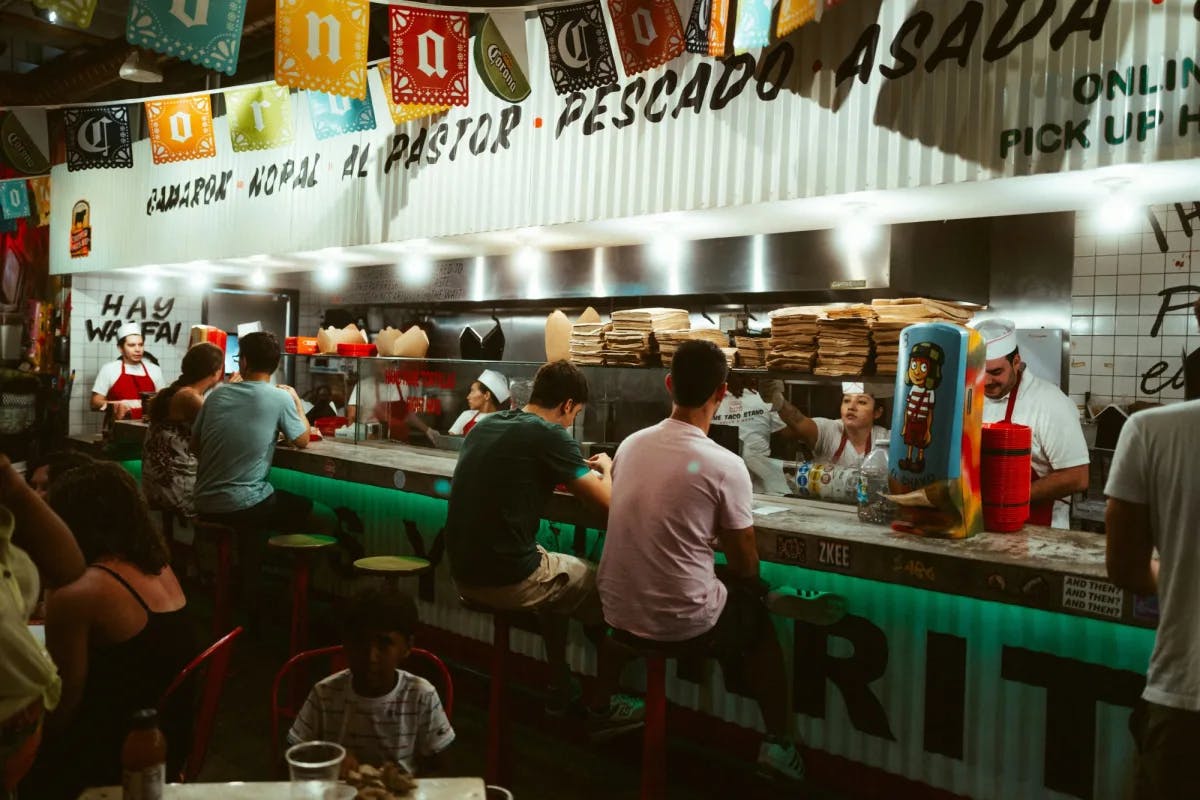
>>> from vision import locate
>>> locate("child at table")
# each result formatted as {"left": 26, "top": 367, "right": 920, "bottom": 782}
{"left": 288, "top": 589, "right": 454, "bottom": 776}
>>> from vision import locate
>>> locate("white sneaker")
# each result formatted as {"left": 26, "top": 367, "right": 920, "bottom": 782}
{"left": 766, "top": 588, "right": 847, "bottom": 626}
{"left": 587, "top": 693, "right": 646, "bottom": 741}
{"left": 757, "top": 740, "right": 806, "bottom": 782}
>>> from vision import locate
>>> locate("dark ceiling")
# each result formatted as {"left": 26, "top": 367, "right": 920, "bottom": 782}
{"left": 0, "top": 0, "right": 470, "bottom": 106}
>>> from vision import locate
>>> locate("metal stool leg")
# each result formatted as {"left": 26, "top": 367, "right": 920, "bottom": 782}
{"left": 642, "top": 655, "right": 668, "bottom": 800}
{"left": 485, "top": 615, "right": 511, "bottom": 787}
{"left": 289, "top": 554, "right": 312, "bottom": 657}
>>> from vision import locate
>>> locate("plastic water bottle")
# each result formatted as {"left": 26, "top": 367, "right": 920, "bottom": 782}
{"left": 857, "top": 441, "right": 893, "bottom": 525}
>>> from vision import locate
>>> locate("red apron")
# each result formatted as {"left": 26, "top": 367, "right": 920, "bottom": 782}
{"left": 1003, "top": 372, "right": 1054, "bottom": 526}
{"left": 462, "top": 412, "right": 481, "bottom": 435}
{"left": 106, "top": 361, "right": 157, "bottom": 420}
{"left": 831, "top": 431, "right": 870, "bottom": 465}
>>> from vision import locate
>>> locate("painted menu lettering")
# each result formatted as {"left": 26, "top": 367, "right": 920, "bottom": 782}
{"left": 818, "top": 540, "right": 851, "bottom": 568}
{"left": 85, "top": 294, "right": 181, "bottom": 344}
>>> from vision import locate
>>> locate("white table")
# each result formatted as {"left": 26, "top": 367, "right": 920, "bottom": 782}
{"left": 78, "top": 778, "right": 487, "bottom": 799}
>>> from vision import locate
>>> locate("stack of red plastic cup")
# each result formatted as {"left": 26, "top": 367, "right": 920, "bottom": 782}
{"left": 981, "top": 422, "right": 1032, "bottom": 532}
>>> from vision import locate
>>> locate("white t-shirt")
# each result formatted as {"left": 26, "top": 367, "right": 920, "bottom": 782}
{"left": 983, "top": 370, "right": 1089, "bottom": 529}
{"left": 90, "top": 359, "right": 164, "bottom": 399}
{"left": 713, "top": 390, "right": 785, "bottom": 458}
{"left": 1105, "top": 401, "right": 1200, "bottom": 711}
{"left": 288, "top": 668, "right": 454, "bottom": 773}
{"left": 812, "top": 417, "right": 889, "bottom": 470}
{"left": 447, "top": 409, "right": 496, "bottom": 436}
{"left": 598, "top": 418, "right": 754, "bottom": 641}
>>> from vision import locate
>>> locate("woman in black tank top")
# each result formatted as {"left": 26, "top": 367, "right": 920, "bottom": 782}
{"left": 22, "top": 463, "right": 196, "bottom": 799}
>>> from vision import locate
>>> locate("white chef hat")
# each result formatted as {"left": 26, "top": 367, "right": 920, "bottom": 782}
{"left": 477, "top": 369, "right": 510, "bottom": 403}
{"left": 116, "top": 321, "right": 142, "bottom": 343}
{"left": 973, "top": 318, "right": 1018, "bottom": 360}
{"left": 237, "top": 321, "right": 263, "bottom": 338}
{"left": 842, "top": 381, "right": 894, "bottom": 399}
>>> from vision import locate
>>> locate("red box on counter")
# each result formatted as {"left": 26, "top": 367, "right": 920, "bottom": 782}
{"left": 189, "top": 325, "right": 228, "bottom": 353}
{"left": 337, "top": 343, "right": 377, "bottom": 357}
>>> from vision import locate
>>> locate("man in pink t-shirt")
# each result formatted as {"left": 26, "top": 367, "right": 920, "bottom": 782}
{"left": 598, "top": 341, "right": 844, "bottom": 784}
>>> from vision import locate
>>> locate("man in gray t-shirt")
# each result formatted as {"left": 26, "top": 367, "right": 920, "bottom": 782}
{"left": 1106, "top": 397, "right": 1200, "bottom": 799}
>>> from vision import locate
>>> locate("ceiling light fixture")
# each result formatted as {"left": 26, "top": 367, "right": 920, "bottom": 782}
{"left": 119, "top": 50, "right": 164, "bottom": 84}
{"left": 249, "top": 269, "right": 267, "bottom": 288}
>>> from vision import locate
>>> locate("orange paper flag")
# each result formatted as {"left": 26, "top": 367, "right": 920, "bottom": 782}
{"left": 776, "top": 0, "right": 818, "bottom": 38}
{"left": 275, "top": 0, "right": 369, "bottom": 99}
{"left": 377, "top": 63, "right": 450, "bottom": 125}
{"left": 145, "top": 95, "right": 217, "bottom": 164}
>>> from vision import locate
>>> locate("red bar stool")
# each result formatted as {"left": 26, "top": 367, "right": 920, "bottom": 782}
{"left": 610, "top": 628, "right": 687, "bottom": 800}
{"left": 353, "top": 555, "right": 431, "bottom": 589}
{"left": 459, "top": 596, "right": 541, "bottom": 788}
{"left": 192, "top": 520, "right": 237, "bottom": 638}
{"left": 267, "top": 533, "right": 338, "bottom": 657}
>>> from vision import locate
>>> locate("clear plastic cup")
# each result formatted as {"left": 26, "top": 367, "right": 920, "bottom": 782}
{"left": 285, "top": 741, "right": 346, "bottom": 799}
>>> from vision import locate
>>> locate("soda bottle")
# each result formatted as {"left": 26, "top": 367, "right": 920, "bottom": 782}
{"left": 857, "top": 440, "right": 894, "bottom": 524}
{"left": 121, "top": 708, "right": 166, "bottom": 800}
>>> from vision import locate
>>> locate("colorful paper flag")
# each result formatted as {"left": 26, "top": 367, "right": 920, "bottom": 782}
{"left": 28, "top": 177, "right": 51, "bottom": 227}
{"left": 377, "top": 64, "right": 450, "bottom": 125}
{"left": 389, "top": 5, "right": 470, "bottom": 108}
{"left": 0, "top": 180, "right": 30, "bottom": 221}
{"left": 607, "top": 0, "right": 685, "bottom": 76}
{"left": 275, "top": 0, "right": 369, "bottom": 99}
{"left": 308, "top": 87, "right": 376, "bottom": 140}
{"left": 474, "top": 13, "right": 531, "bottom": 103}
{"left": 684, "top": 0, "right": 729, "bottom": 57}
{"left": 225, "top": 83, "right": 295, "bottom": 152}
{"left": 32, "top": 0, "right": 97, "bottom": 28}
{"left": 145, "top": 95, "right": 217, "bottom": 164}
{"left": 733, "top": 0, "right": 774, "bottom": 50}
{"left": 63, "top": 105, "right": 133, "bottom": 172}
{"left": 126, "top": 0, "right": 248, "bottom": 75}
{"left": 776, "top": 0, "right": 819, "bottom": 39}
{"left": 539, "top": 1, "right": 618, "bottom": 96}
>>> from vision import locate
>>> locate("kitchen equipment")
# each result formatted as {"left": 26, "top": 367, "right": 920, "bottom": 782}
{"left": 0, "top": 314, "right": 23, "bottom": 365}
{"left": 981, "top": 422, "right": 1032, "bottom": 532}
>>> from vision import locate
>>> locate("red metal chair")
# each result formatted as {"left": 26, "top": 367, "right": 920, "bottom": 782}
{"left": 269, "top": 645, "right": 454, "bottom": 768}
{"left": 157, "top": 626, "right": 245, "bottom": 783}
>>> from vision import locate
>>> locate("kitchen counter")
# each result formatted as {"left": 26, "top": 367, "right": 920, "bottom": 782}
{"left": 79, "top": 423, "right": 1147, "bottom": 628}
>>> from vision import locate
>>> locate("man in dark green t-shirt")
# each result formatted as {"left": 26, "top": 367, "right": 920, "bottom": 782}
{"left": 446, "top": 360, "right": 642, "bottom": 735}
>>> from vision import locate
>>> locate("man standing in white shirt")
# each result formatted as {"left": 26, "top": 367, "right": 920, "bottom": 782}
{"left": 1105, "top": 400, "right": 1200, "bottom": 799}
{"left": 975, "top": 319, "right": 1089, "bottom": 529}
{"left": 89, "top": 322, "right": 164, "bottom": 420}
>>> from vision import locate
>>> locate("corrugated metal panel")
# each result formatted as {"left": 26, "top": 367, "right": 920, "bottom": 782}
{"left": 51, "top": 1, "right": 1198, "bottom": 274}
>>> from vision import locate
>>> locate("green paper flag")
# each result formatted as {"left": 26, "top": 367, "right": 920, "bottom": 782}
{"left": 225, "top": 83, "right": 295, "bottom": 152}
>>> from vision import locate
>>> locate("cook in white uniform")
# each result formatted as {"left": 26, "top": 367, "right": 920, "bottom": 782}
{"left": 448, "top": 369, "right": 510, "bottom": 436}
{"left": 90, "top": 321, "right": 164, "bottom": 419}
{"left": 975, "top": 318, "right": 1089, "bottom": 529}
{"left": 713, "top": 380, "right": 789, "bottom": 493}
{"left": 769, "top": 381, "right": 891, "bottom": 470}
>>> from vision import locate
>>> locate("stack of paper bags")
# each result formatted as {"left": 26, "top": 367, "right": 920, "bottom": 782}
{"left": 610, "top": 308, "right": 691, "bottom": 332}
{"left": 655, "top": 328, "right": 732, "bottom": 367}
{"left": 569, "top": 322, "right": 609, "bottom": 365}
{"left": 735, "top": 336, "right": 771, "bottom": 368}
{"left": 602, "top": 308, "right": 689, "bottom": 366}
{"left": 815, "top": 305, "right": 876, "bottom": 376}
{"left": 767, "top": 306, "right": 822, "bottom": 372}
{"left": 870, "top": 298, "right": 976, "bottom": 376}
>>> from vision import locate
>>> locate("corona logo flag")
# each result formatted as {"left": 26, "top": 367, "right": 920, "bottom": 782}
{"left": 145, "top": 95, "right": 217, "bottom": 164}
{"left": 275, "top": 0, "right": 369, "bottom": 99}
{"left": 126, "top": 0, "right": 250, "bottom": 75}
{"left": 377, "top": 63, "right": 450, "bottom": 126}
{"left": 226, "top": 83, "right": 295, "bottom": 151}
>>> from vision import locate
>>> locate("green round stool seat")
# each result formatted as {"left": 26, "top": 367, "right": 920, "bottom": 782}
{"left": 354, "top": 555, "right": 432, "bottom": 577}
{"left": 268, "top": 533, "right": 338, "bottom": 549}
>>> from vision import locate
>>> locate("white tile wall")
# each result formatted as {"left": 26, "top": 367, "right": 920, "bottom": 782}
{"left": 1070, "top": 203, "right": 1200, "bottom": 410}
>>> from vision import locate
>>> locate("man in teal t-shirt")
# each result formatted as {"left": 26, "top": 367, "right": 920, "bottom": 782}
{"left": 446, "top": 361, "right": 642, "bottom": 735}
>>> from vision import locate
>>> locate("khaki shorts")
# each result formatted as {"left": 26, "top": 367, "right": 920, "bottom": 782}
{"left": 1131, "top": 698, "right": 1200, "bottom": 800}
{"left": 457, "top": 546, "right": 603, "bottom": 627}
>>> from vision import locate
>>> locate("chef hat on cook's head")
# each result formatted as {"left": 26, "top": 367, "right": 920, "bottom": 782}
{"left": 236, "top": 321, "right": 263, "bottom": 338}
{"left": 477, "top": 369, "right": 510, "bottom": 403}
{"left": 842, "top": 381, "right": 894, "bottom": 400}
{"left": 973, "top": 318, "right": 1018, "bottom": 360}
{"left": 116, "top": 321, "right": 142, "bottom": 343}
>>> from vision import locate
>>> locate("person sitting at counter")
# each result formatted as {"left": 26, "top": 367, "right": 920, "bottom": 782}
{"left": 142, "top": 342, "right": 225, "bottom": 517}
{"left": 447, "top": 369, "right": 509, "bottom": 435}
{"left": 89, "top": 322, "right": 164, "bottom": 421}
{"left": 765, "top": 380, "right": 891, "bottom": 469}
{"left": 445, "top": 360, "right": 643, "bottom": 732}
{"left": 599, "top": 340, "right": 844, "bottom": 784}
{"left": 25, "top": 451, "right": 95, "bottom": 501}
{"left": 191, "top": 332, "right": 363, "bottom": 614}
{"left": 975, "top": 319, "right": 1088, "bottom": 529}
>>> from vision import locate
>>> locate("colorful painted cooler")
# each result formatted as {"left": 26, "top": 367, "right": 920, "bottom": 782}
{"left": 887, "top": 322, "right": 984, "bottom": 539}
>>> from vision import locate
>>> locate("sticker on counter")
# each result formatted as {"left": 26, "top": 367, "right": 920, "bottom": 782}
{"left": 393, "top": 470, "right": 407, "bottom": 490}
{"left": 1061, "top": 575, "right": 1123, "bottom": 619}
{"left": 817, "top": 539, "right": 852, "bottom": 570}
{"left": 774, "top": 533, "right": 806, "bottom": 565}
{"left": 1133, "top": 594, "right": 1160, "bottom": 624}
{"left": 753, "top": 504, "right": 789, "bottom": 516}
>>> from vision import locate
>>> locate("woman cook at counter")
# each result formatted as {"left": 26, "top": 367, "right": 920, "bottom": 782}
{"left": 771, "top": 380, "right": 892, "bottom": 469}
{"left": 89, "top": 322, "right": 164, "bottom": 420}
{"left": 448, "top": 369, "right": 510, "bottom": 435}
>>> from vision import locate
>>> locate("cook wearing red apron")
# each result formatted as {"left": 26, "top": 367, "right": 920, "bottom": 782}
{"left": 1002, "top": 370, "right": 1054, "bottom": 526}
{"left": 90, "top": 322, "right": 162, "bottom": 420}
{"left": 106, "top": 361, "right": 158, "bottom": 421}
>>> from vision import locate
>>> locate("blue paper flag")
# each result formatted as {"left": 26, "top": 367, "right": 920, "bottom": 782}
{"left": 308, "top": 87, "right": 377, "bottom": 141}
{"left": 0, "top": 179, "right": 30, "bottom": 221}
{"left": 126, "top": 0, "right": 249, "bottom": 76}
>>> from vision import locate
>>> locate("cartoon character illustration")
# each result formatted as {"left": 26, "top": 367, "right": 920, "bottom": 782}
{"left": 899, "top": 341, "right": 945, "bottom": 472}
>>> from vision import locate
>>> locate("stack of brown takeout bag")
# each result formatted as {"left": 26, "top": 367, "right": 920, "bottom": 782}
{"left": 604, "top": 308, "right": 690, "bottom": 366}
{"left": 814, "top": 304, "right": 876, "bottom": 377}
{"left": 869, "top": 298, "right": 977, "bottom": 376}
{"left": 766, "top": 307, "right": 821, "bottom": 372}
{"left": 734, "top": 336, "right": 771, "bottom": 368}
{"left": 655, "top": 328, "right": 733, "bottom": 367}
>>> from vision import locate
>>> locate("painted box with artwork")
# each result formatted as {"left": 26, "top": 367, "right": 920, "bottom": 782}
{"left": 887, "top": 322, "right": 985, "bottom": 539}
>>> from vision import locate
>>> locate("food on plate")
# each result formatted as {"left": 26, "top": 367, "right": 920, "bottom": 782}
{"left": 343, "top": 761, "right": 417, "bottom": 799}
